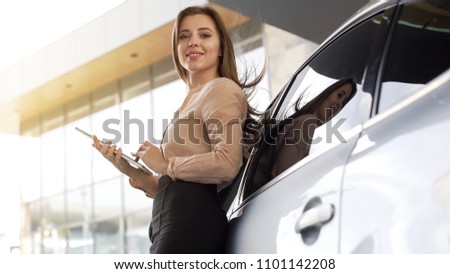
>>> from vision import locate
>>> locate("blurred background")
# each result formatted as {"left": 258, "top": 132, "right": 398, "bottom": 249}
{"left": 0, "top": 0, "right": 367, "bottom": 253}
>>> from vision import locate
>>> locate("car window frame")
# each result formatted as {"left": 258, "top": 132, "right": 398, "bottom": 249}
{"left": 224, "top": 2, "right": 399, "bottom": 215}
{"left": 375, "top": 1, "right": 450, "bottom": 115}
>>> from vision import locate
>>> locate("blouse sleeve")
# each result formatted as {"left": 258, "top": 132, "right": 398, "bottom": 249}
{"left": 166, "top": 79, "right": 247, "bottom": 188}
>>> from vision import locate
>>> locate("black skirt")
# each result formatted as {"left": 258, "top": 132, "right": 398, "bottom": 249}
{"left": 149, "top": 175, "right": 228, "bottom": 254}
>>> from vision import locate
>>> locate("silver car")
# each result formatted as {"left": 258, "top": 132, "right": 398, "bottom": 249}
{"left": 221, "top": 0, "right": 450, "bottom": 253}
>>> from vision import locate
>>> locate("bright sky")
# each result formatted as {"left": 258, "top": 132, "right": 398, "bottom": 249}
{"left": 0, "top": 0, "right": 125, "bottom": 252}
{"left": 0, "top": 0, "right": 125, "bottom": 73}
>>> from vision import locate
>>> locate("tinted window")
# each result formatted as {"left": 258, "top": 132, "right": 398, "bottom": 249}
{"left": 247, "top": 10, "right": 394, "bottom": 195}
{"left": 379, "top": 1, "right": 450, "bottom": 112}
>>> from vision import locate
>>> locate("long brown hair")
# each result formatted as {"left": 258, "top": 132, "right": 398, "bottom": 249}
{"left": 292, "top": 78, "right": 357, "bottom": 121}
{"left": 268, "top": 78, "right": 357, "bottom": 140}
{"left": 172, "top": 5, "right": 265, "bottom": 147}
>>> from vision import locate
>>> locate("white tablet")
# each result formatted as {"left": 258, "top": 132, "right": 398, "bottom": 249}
{"left": 75, "top": 127, "right": 152, "bottom": 175}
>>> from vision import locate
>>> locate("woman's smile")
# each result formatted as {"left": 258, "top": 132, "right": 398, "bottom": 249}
{"left": 186, "top": 50, "right": 204, "bottom": 60}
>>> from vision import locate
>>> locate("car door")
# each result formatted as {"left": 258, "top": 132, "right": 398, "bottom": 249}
{"left": 340, "top": 0, "right": 450, "bottom": 253}
{"left": 225, "top": 2, "right": 397, "bottom": 253}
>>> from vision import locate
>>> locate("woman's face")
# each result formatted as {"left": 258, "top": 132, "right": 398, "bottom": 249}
{"left": 177, "top": 14, "right": 221, "bottom": 79}
{"left": 317, "top": 82, "right": 354, "bottom": 122}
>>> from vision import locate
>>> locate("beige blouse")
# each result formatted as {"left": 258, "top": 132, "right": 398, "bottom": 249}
{"left": 161, "top": 77, "right": 247, "bottom": 191}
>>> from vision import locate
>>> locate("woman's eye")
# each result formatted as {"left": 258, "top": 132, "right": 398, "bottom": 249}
{"left": 179, "top": 34, "right": 189, "bottom": 40}
{"left": 200, "top": 33, "right": 211, "bottom": 38}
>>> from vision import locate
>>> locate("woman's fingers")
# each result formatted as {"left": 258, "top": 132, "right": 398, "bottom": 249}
{"left": 133, "top": 151, "right": 145, "bottom": 159}
{"left": 92, "top": 135, "right": 101, "bottom": 150}
{"left": 93, "top": 135, "right": 121, "bottom": 162}
{"left": 129, "top": 178, "right": 137, "bottom": 188}
{"left": 92, "top": 135, "right": 135, "bottom": 176}
{"left": 106, "top": 144, "right": 116, "bottom": 158}
{"left": 115, "top": 147, "right": 123, "bottom": 163}
{"left": 100, "top": 140, "right": 111, "bottom": 154}
{"left": 132, "top": 142, "right": 151, "bottom": 159}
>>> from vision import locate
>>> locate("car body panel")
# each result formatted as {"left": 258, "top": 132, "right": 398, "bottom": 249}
{"left": 340, "top": 69, "right": 450, "bottom": 253}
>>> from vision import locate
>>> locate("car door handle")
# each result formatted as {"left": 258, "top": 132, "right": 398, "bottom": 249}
{"left": 295, "top": 203, "right": 335, "bottom": 233}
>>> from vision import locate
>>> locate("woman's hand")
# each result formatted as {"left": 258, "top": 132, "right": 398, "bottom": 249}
{"left": 129, "top": 174, "right": 160, "bottom": 199}
{"left": 133, "top": 141, "right": 169, "bottom": 175}
{"left": 93, "top": 135, "right": 159, "bottom": 198}
{"left": 92, "top": 135, "right": 134, "bottom": 176}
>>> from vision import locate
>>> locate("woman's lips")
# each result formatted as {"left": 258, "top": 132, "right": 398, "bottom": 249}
{"left": 187, "top": 51, "right": 203, "bottom": 59}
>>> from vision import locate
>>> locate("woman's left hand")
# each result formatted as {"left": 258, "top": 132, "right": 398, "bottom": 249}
{"left": 133, "top": 141, "right": 169, "bottom": 174}
{"left": 128, "top": 174, "right": 160, "bottom": 199}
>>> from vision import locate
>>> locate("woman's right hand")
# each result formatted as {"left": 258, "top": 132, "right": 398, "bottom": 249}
{"left": 93, "top": 135, "right": 158, "bottom": 198}
{"left": 92, "top": 135, "right": 133, "bottom": 176}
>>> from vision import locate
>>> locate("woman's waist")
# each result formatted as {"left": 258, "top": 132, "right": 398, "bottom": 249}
{"left": 158, "top": 175, "right": 218, "bottom": 194}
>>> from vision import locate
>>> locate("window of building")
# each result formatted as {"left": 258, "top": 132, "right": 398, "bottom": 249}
{"left": 93, "top": 177, "right": 122, "bottom": 220}
{"left": 42, "top": 109, "right": 65, "bottom": 197}
{"left": 90, "top": 81, "right": 121, "bottom": 183}
{"left": 67, "top": 224, "right": 93, "bottom": 254}
{"left": 93, "top": 217, "right": 122, "bottom": 253}
{"left": 66, "top": 186, "right": 92, "bottom": 224}
{"left": 150, "top": 79, "right": 187, "bottom": 143}
{"left": 124, "top": 210, "right": 150, "bottom": 253}
{"left": 41, "top": 194, "right": 66, "bottom": 253}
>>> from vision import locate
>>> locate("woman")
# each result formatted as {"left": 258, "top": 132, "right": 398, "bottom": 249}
{"left": 93, "top": 5, "right": 264, "bottom": 253}
{"left": 252, "top": 78, "right": 356, "bottom": 191}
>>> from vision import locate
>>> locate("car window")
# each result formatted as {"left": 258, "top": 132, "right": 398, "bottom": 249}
{"left": 378, "top": 1, "right": 450, "bottom": 113}
{"left": 246, "top": 9, "right": 395, "bottom": 196}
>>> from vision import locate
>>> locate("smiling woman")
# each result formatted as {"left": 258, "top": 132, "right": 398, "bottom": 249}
{"left": 92, "top": 4, "right": 266, "bottom": 254}
{"left": 176, "top": 14, "right": 222, "bottom": 85}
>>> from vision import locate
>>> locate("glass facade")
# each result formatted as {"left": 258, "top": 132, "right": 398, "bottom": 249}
{"left": 19, "top": 22, "right": 275, "bottom": 253}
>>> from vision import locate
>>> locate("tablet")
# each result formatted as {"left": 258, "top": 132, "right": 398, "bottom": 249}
{"left": 75, "top": 127, "right": 152, "bottom": 175}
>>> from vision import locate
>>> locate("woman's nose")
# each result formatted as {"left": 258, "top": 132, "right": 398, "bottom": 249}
{"left": 188, "top": 38, "right": 198, "bottom": 47}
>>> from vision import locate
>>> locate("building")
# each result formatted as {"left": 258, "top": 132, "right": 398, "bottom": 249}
{"left": 0, "top": 0, "right": 366, "bottom": 253}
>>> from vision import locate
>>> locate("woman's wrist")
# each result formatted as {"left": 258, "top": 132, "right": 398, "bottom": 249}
{"left": 134, "top": 170, "right": 156, "bottom": 195}
{"left": 159, "top": 160, "right": 169, "bottom": 175}
{"left": 127, "top": 166, "right": 141, "bottom": 180}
